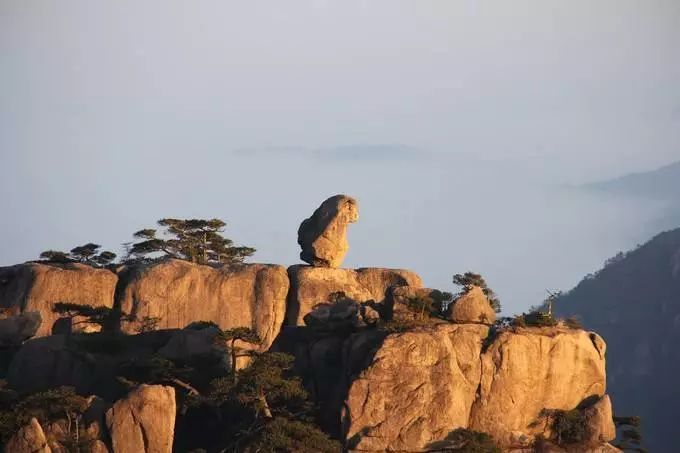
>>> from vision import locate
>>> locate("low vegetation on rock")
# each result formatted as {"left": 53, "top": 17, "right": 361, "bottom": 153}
{"left": 453, "top": 271, "right": 501, "bottom": 313}
{"left": 426, "top": 428, "right": 501, "bottom": 453}
{"left": 40, "top": 243, "right": 117, "bottom": 267}
{"left": 0, "top": 384, "right": 93, "bottom": 450}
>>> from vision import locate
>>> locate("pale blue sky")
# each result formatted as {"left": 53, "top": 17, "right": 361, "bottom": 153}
{"left": 1, "top": 1, "right": 679, "bottom": 313}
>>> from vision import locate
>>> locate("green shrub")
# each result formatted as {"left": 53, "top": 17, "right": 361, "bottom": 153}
{"left": 614, "top": 415, "right": 646, "bottom": 452}
{"left": 186, "top": 320, "right": 221, "bottom": 331}
{"left": 237, "top": 416, "right": 341, "bottom": 453}
{"left": 453, "top": 272, "right": 501, "bottom": 312}
{"left": 0, "top": 387, "right": 89, "bottom": 443}
{"left": 550, "top": 408, "right": 588, "bottom": 445}
{"left": 135, "top": 315, "right": 161, "bottom": 333}
{"left": 513, "top": 311, "right": 558, "bottom": 328}
{"left": 563, "top": 316, "right": 583, "bottom": 329}
{"left": 377, "top": 318, "right": 433, "bottom": 333}
{"left": 431, "top": 428, "right": 501, "bottom": 452}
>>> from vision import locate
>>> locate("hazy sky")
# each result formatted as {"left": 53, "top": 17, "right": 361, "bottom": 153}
{"left": 2, "top": 1, "right": 679, "bottom": 314}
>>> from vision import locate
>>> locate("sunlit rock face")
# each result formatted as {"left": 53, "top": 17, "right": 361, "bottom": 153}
{"left": 117, "top": 259, "right": 289, "bottom": 350}
{"left": 286, "top": 323, "right": 613, "bottom": 452}
{"left": 297, "top": 194, "right": 358, "bottom": 268}
{"left": 469, "top": 327, "right": 609, "bottom": 447}
{"left": 445, "top": 285, "right": 497, "bottom": 324}
{"left": 343, "top": 323, "right": 489, "bottom": 451}
{"left": 0, "top": 263, "right": 117, "bottom": 336}
{"left": 106, "top": 384, "right": 176, "bottom": 453}
{"left": 4, "top": 418, "right": 51, "bottom": 453}
{"left": 285, "top": 265, "right": 422, "bottom": 326}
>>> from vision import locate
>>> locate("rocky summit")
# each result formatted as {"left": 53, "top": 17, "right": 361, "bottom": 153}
{"left": 0, "top": 195, "right": 623, "bottom": 452}
{"left": 297, "top": 194, "right": 359, "bottom": 268}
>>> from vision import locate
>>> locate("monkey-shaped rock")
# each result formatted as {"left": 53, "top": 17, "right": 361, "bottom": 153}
{"left": 297, "top": 195, "right": 358, "bottom": 268}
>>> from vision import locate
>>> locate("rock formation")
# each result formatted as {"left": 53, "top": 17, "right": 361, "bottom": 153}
{"left": 343, "top": 323, "right": 489, "bottom": 451}
{"left": 7, "top": 334, "right": 118, "bottom": 395}
{"left": 7, "top": 327, "right": 226, "bottom": 396}
{"left": 297, "top": 195, "right": 358, "bottom": 268}
{"left": 3, "top": 418, "right": 51, "bottom": 453}
{"left": 117, "top": 259, "right": 288, "bottom": 350}
{"left": 445, "top": 285, "right": 497, "bottom": 324}
{"left": 0, "top": 197, "right": 626, "bottom": 452}
{"left": 281, "top": 323, "right": 614, "bottom": 451}
{"left": 0, "top": 311, "right": 41, "bottom": 346}
{"left": 470, "top": 327, "right": 608, "bottom": 447}
{"left": 286, "top": 265, "right": 422, "bottom": 325}
{"left": 106, "top": 384, "right": 176, "bottom": 453}
{"left": 0, "top": 263, "right": 117, "bottom": 336}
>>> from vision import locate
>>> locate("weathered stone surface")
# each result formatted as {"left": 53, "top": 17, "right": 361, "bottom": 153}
{"left": 297, "top": 195, "right": 358, "bottom": 268}
{"left": 0, "top": 263, "right": 117, "bottom": 336}
{"left": 87, "top": 440, "right": 110, "bottom": 453}
{"left": 286, "top": 265, "right": 422, "bottom": 326}
{"left": 6, "top": 328, "right": 226, "bottom": 396}
{"left": 106, "top": 384, "right": 176, "bottom": 453}
{"left": 7, "top": 335, "right": 109, "bottom": 395}
{"left": 343, "top": 323, "right": 489, "bottom": 451}
{"left": 117, "top": 259, "right": 288, "bottom": 350}
{"left": 300, "top": 323, "right": 612, "bottom": 451}
{"left": 0, "top": 311, "right": 41, "bottom": 346}
{"left": 582, "top": 395, "right": 617, "bottom": 445}
{"left": 446, "top": 286, "right": 496, "bottom": 324}
{"left": 4, "top": 418, "right": 51, "bottom": 453}
{"left": 303, "top": 298, "right": 381, "bottom": 331}
{"left": 158, "top": 325, "right": 226, "bottom": 363}
{"left": 470, "top": 327, "right": 608, "bottom": 446}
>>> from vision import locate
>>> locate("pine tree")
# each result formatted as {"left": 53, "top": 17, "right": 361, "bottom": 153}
{"left": 453, "top": 272, "right": 501, "bottom": 312}
{"left": 39, "top": 243, "right": 116, "bottom": 267}
{"left": 127, "top": 218, "right": 255, "bottom": 266}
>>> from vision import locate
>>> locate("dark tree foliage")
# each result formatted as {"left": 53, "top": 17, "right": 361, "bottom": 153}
{"left": 39, "top": 243, "right": 117, "bottom": 267}
{"left": 404, "top": 295, "right": 437, "bottom": 320}
{"left": 135, "top": 315, "right": 161, "bottom": 333}
{"left": 219, "top": 327, "right": 262, "bottom": 379}
{"left": 403, "top": 290, "right": 453, "bottom": 320}
{"left": 0, "top": 386, "right": 89, "bottom": 447}
{"left": 52, "top": 302, "right": 133, "bottom": 332}
{"left": 240, "top": 417, "right": 341, "bottom": 453}
{"left": 38, "top": 250, "right": 70, "bottom": 263}
{"left": 127, "top": 218, "right": 255, "bottom": 266}
{"left": 185, "top": 320, "right": 221, "bottom": 331}
{"left": 426, "top": 428, "right": 501, "bottom": 452}
{"left": 116, "top": 355, "right": 200, "bottom": 397}
{"left": 452, "top": 271, "right": 501, "bottom": 312}
{"left": 189, "top": 351, "right": 339, "bottom": 452}
{"left": 512, "top": 311, "right": 558, "bottom": 328}
{"left": 544, "top": 408, "right": 588, "bottom": 446}
{"left": 614, "top": 415, "right": 647, "bottom": 452}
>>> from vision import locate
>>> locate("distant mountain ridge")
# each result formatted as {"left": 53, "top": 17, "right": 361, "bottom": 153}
{"left": 554, "top": 227, "right": 680, "bottom": 451}
{"left": 588, "top": 159, "right": 680, "bottom": 200}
